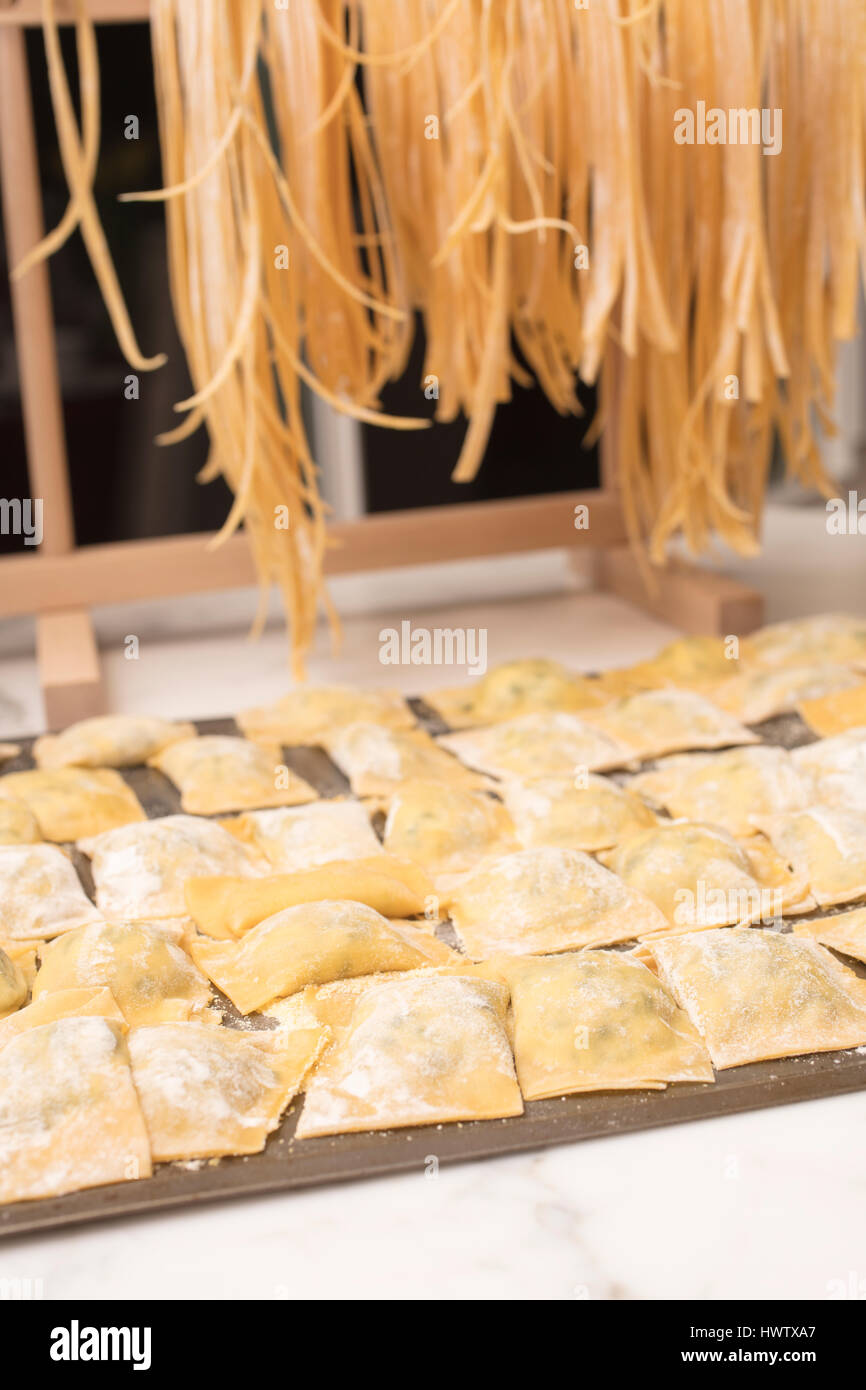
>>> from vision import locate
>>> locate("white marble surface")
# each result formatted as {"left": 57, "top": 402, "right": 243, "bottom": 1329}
{"left": 2, "top": 518, "right": 865, "bottom": 1301}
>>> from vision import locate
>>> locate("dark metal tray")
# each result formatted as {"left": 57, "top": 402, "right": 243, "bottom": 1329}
{"left": 2, "top": 705, "right": 864, "bottom": 1240}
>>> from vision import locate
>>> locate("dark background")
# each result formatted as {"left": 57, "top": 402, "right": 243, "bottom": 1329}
{"left": 0, "top": 22, "right": 598, "bottom": 556}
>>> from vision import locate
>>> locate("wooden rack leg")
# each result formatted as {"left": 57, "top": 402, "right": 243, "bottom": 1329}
{"left": 36, "top": 611, "right": 106, "bottom": 729}
{"left": 596, "top": 547, "right": 764, "bottom": 636}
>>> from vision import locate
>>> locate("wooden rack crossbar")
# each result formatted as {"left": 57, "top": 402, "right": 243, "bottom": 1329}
{"left": 0, "top": 0, "right": 763, "bottom": 729}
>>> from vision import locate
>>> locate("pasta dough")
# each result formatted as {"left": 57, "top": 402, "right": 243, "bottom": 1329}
{"left": 500, "top": 950, "right": 714, "bottom": 1098}
{"left": 296, "top": 973, "right": 523, "bottom": 1138}
{"left": 0, "top": 743, "right": 19, "bottom": 763}
{"left": 33, "top": 921, "right": 214, "bottom": 1027}
{"left": 188, "top": 900, "right": 443, "bottom": 1014}
{"left": 743, "top": 614, "right": 866, "bottom": 670}
{"left": 501, "top": 774, "right": 657, "bottom": 853}
{"left": 149, "top": 734, "right": 318, "bottom": 814}
{"left": 0, "top": 844, "right": 102, "bottom": 941}
{"left": 0, "top": 1016, "right": 152, "bottom": 1203}
{"left": 755, "top": 807, "right": 866, "bottom": 908}
{"left": 629, "top": 746, "right": 813, "bottom": 837}
{"left": 798, "top": 685, "right": 866, "bottom": 737}
{"left": 33, "top": 714, "right": 196, "bottom": 770}
{"left": 602, "top": 822, "right": 812, "bottom": 930}
{"left": 223, "top": 800, "right": 382, "bottom": 872}
{"left": 79, "top": 814, "right": 264, "bottom": 920}
{"left": 237, "top": 686, "right": 414, "bottom": 746}
{"left": 447, "top": 847, "right": 669, "bottom": 958}
{"left": 325, "top": 722, "right": 490, "bottom": 798}
{"left": 382, "top": 780, "right": 517, "bottom": 887}
{"left": 709, "top": 663, "right": 861, "bottom": 725}
{"left": 426, "top": 659, "right": 606, "bottom": 729}
{"left": 793, "top": 908, "right": 866, "bottom": 965}
{"left": 438, "top": 712, "right": 631, "bottom": 782}
{"left": 792, "top": 729, "right": 866, "bottom": 812}
{"left": 649, "top": 928, "right": 866, "bottom": 1069}
{"left": 0, "top": 797, "right": 41, "bottom": 845}
{"left": 0, "top": 947, "right": 26, "bottom": 1020}
{"left": 185, "top": 856, "right": 434, "bottom": 939}
{"left": 582, "top": 690, "right": 758, "bottom": 761}
{"left": 0, "top": 767, "right": 145, "bottom": 842}
{"left": 128, "top": 1020, "right": 328, "bottom": 1161}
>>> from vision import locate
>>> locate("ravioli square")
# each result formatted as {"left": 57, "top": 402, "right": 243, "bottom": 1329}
{"left": 649, "top": 928, "right": 866, "bottom": 1069}
{"left": 237, "top": 686, "right": 414, "bottom": 746}
{"left": 426, "top": 659, "right": 606, "bottom": 729}
{"left": 709, "top": 664, "right": 861, "bottom": 725}
{"left": 128, "top": 1020, "right": 328, "bottom": 1161}
{"left": 0, "top": 743, "right": 19, "bottom": 764}
{"left": 793, "top": 908, "right": 866, "bottom": 965}
{"left": 743, "top": 613, "right": 866, "bottom": 670}
{"left": 0, "top": 1017, "right": 152, "bottom": 1203}
{"left": 500, "top": 950, "right": 714, "bottom": 1098}
{"left": 447, "top": 847, "right": 668, "bottom": 958}
{"left": 33, "top": 714, "right": 196, "bottom": 770}
{"left": 296, "top": 972, "right": 523, "bottom": 1137}
{"left": 501, "top": 774, "right": 657, "bottom": 853}
{"left": 78, "top": 814, "right": 264, "bottom": 920}
{"left": 223, "top": 800, "right": 382, "bottom": 872}
{"left": 382, "top": 779, "right": 517, "bottom": 887}
{"left": 629, "top": 746, "right": 812, "bottom": 837}
{"left": 437, "top": 712, "right": 631, "bottom": 782}
{"left": 0, "top": 844, "right": 102, "bottom": 941}
{"left": 0, "top": 768, "right": 145, "bottom": 842}
{"left": 619, "top": 635, "right": 744, "bottom": 691}
{"left": 325, "top": 722, "right": 490, "bottom": 798}
{"left": 582, "top": 689, "right": 758, "bottom": 761}
{"left": 33, "top": 921, "right": 214, "bottom": 1028}
{"left": 188, "top": 900, "right": 444, "bottom": 1014}
{"left": 602, "top": 822, "right": 813, "bottom": 931}
{"left": 756, "top": 807, "right": 866, "bottom": 908}
{"left": 149, "top": 734, "right": 318, "bottom": 815}
{"left": 792, "top": 730, "right": 866, "bottom": 812}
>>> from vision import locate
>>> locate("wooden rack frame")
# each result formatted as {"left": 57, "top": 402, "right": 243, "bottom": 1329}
{"left": 0, "top": 0, "right": 763, "bottom": 727}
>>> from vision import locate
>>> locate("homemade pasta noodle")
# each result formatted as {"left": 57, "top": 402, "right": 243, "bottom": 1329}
{"left": 21, "top": 2, "right": 866, "bottom": 671}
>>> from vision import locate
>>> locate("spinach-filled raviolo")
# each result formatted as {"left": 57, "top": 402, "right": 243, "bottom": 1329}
{"left": 296, "top": 973, "right": 523, "bottom": 1137}
{"left": 188, "top": 900, "right": 447, "bottom": 1014}
{"left": 128, "top": 1020, "right": 328, "bottom": 1160}
{"left": 33, "top": 921, "right": 214, "bottom": 1027}
{"left": 0, "top": 1016, "right": 152, "bottom": 1203}
{"left": 649, "top": 928, "right": 866, "bottom": 1069}
{"left": 499, "top": 950, "right": 714, "bottom": 1098}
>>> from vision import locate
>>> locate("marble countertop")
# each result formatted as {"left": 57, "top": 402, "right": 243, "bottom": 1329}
{"left": 1, "top": 549, "right": 864, "bottom": 1301}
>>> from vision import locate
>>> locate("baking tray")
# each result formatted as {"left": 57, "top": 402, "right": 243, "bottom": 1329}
{"left": 2, "top": 705, "right": 865, "bottom": 1240}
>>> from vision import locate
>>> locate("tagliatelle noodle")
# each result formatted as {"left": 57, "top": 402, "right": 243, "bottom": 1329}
{"left": 21, "top": 2, "right": 866, "bottom": 673}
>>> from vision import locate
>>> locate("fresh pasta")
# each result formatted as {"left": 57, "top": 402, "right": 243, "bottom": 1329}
{"left": 21, "top": 1, "right": 866, "bottom": 671}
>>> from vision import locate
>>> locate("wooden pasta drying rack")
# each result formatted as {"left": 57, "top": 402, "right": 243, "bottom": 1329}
{"left": 0, "top": 0, "right": 763, "bottom": 728}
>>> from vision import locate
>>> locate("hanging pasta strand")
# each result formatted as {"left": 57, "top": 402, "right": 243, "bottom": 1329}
{"left": 15, "top": 1, "right": 866, "bottom": 672}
